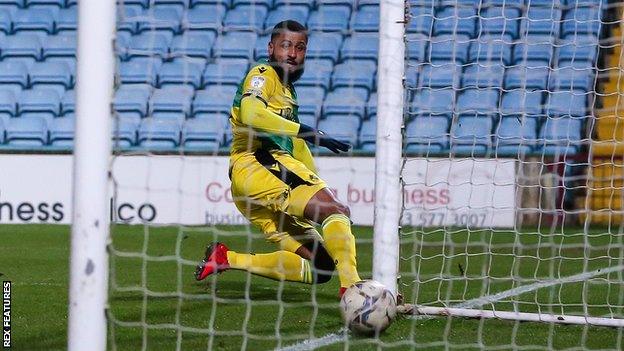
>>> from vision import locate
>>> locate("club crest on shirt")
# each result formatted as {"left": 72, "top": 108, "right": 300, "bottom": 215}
{"left": 251, "top": 76, "right": 265, "bottom": 88}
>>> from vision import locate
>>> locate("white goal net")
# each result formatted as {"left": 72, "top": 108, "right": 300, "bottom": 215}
{"left": 67, "top": 0, "right": 624, "bottom": 349}
{"left": 399, "top": 0, "right": 624, "bottom": 348}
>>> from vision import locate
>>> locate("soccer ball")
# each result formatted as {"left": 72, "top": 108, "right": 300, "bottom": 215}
{"left": 340, "top": 280, "right": 397, "bottom": 335}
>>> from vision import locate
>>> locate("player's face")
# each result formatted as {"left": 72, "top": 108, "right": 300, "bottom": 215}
{"left": 268, "top": 30, "right": 307, "bottom": 82}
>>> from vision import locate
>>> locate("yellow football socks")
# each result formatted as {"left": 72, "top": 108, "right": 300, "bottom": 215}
{"left": 226, "top": 250, "right": 313, "bottom": 284}
{"left": 321, "top": 213, "right": 361, "bottom": 288}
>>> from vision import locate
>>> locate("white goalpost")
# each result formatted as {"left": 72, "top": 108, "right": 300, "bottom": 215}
{"left": 68, "top": 0, "right": 116, "bottom": 350}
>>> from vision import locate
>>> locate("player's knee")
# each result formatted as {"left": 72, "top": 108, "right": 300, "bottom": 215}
{"left": 309, "top": 245, "right": 336, "bottom": 284}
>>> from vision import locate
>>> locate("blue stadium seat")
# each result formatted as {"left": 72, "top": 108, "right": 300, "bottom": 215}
{"left": 113, "top": 84, "right": 152, "bottom": 120}
{"left": 418, "top": 63, "right": 461, "bottom": 89}
{"left": 405, "top": 65, "right": 419, "bottom": 89}
{"left": 456, "top": 88, "right": 499, "bottom": 115}
{"left": 112, "top": 117, "right": 138, "bottom": 148}
{"left": 60, "top": 89, "right": 74, "bottom": 116}
{"left": 24, "top": 0, "right": 63, "bottom": 7}
{"left": 317, "top": 115, "right": 359, "bottom": 150}
{"left": 296, "top": 59, "right": 333, "bottom": 90}
{"left": 512, "top": 38, "right": 554, "bottom": 65}
{"left": 450, "top": 115, "right": 493, "bottom": 154}
{"left": 0, "top": 9, "right": 12, "bottom": 34}
{"left": 562, "top": 5, "right": 601, "bottom": 37}
{"left": 149, "top": 86, "right": 194, "bottom": 119}
{"left": 118, "top": 0, "right": 150, "bottom": 8}
{"left": 410, "top": 88, "right": 454, "bottom": 116}
{"left": 158, "top": 60, "right": 204, "bottom": 88}
{"left": 127, "top": 32, "right": 172, "bottom": 58}
{"left": 212, "top": 31, "right": 257, "bottom": 60}
{"left": 331, "top": 60, "right": 376, "bottom": 91}
{"left": 182, "top": 117, "right": 225, "bottom": 150}
{"left": 274, "top": 0, "right": 314, "bottom": 8}
{"left": 193, "top": 85, "right": 238, "bottom": 116}
{"left": 138, "top": 118, "right": 181, "bottom": 148}
{"left": 428, "top": 34, "right": 470, "bottom": 64}
{"left": 0, "top": 1, "right": 21, "bottom": 8}
{"left": 500, "top": 90, "right": 543, "bottom": 116}
{"left": 340, "top": 33, "right": 378, "bottom": 61}
{"left": 351, "top": 6, "right": 378, "bottom": 32}
{"left": 404, "top": 115, "right": 449, "bottom": 153}
{"left": 119, "top": 57, "right": 162, "bottom": 85}
{"left": 306, "top": 32, "right": 342, "bottom": 63}
{"left": 298, "top": 112, "right": 317, "bottom": 127}
{"left": 224, "top": 5, "right": 267, "bottom": 32}
{"left": 462, "top": 64, "right": 505, "bottom": 88}
{"left": 539, "top": 116, "right": 583, "bottom": 155}
{"left": 315, "top": 0, "right": 354, "bottom": 10}
{"left": 253, "top": 33, "right": 270, "bottom": 60}
{"left": 49, "top": 116, "right": 74, "bottom": 147}
{"left": 366, "top": 92, "right": 376, "bottom": 118}
{"left": 468, "top": 35, "right": 513, "bottom": 65}
{"left": 136, "top": 7, "right": 182, "bottom": 34}
{"left": 494, "top": 116, "right": 538, "bottom": 155}
{"left": 323, "top": 88, "right": 367, "bottom": 118}
{"left": 565, "top": 0, "right": 602, "bottom": 7}
{"left": 358, "top": 118, "right": 375, "bottom": 150}
{"left": 182, "top": 5, "right": 225, "bottom": 32}
{"left": 557, "top": 36, "right": 599, "bottom": 67}
{"left": 549, "top": 67, "right": 594, "bottom": 91}
{"left": 504, "top": 66, "right": 550, "bottom": 90}
{"left": 170, "top": 31, "right": 215, "bottom": 59}
{"left": 0, "top": 61, "right": 28, "bottom": 92}
{"left": 232, "top": 0, "right": 272, "bottom": 9}
{"left": 296, "top": 86, "right": 325, "bottom": 117}
{"left": 265, "top": 5, "right": 309, "bottom": 31}
{"left": 202, "top": 59, "right": 248, "bottom": 86}
{"left": 406, "top": 35, "right": 427, "bottom": 63}
{"left": 18, "top": 88, "right": 61, "bottom": 121}
{"left": 434, "top": 7, "right": 476, "bottom": 38}
{"left": 12, "top": 8, "right": 56, "bottom": 36}
{"left": 307, "top": 5, "right": 350, "bottom": 32}
{"left": 43, "top": 33, "right": 76, "bottom": 59}
{"left": 406, "top": 5, "right": 433, "bottom": 35}
{"left": 5, "top": 116, "right": 48, "bottom": 146}
{"left": 1, "top": 34, "right": 42, "bottom": 60}
{"left": 525, "top": 0, "right": 562, "bottom": 6}
{"left": 56, "top": 7, "right": 76, "bottom": 32}
{"left": 190, "top": 0, "right": 231, "bottom": 9}
{"left": 520, "top": 7, "right": 562, "bottom": 37}
{"left": 117, "top": 6, "right": 142, "bottom": 34}
{"left": 0, "top": 89, "right": 18, "bottom": 119}
{"left": 480, "top": 6, "right": 520, "bottom": 38}
{"left": 546, "top": 91, "right": 587, "bottom": 117}
{"left": 28, "top": 61, "right": 73, "bottom": 95}
{"left": 152, "top": 0, "right": 191, "bottom": 9}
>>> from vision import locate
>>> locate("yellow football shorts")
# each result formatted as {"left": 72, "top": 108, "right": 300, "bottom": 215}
{"left": 230, "top": 149, "right": 326, "bottom": 253}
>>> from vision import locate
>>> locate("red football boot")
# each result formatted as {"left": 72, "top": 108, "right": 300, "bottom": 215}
{"left": 194, "top": 243, "right": 230, "bottom": 281}
{"left": 338, "top": 287, "right": 347, "bottom": 299}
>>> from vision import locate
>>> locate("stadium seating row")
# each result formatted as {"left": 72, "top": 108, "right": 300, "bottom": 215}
{"left": 0, "top": 113, "right": 586, "bottom": 157}
{"left": 0, "top": 2, "right": 601, "bottom": 38}
{"left": 0, "top": 84, "right": 590, "bottom": 123}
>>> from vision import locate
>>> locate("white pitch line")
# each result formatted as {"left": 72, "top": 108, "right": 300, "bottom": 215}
{"left": 276, "top": 329, "right": 347, "bottom": 351}
{"left": 454, "top": 264, "right": 624, "bottom": 309}
{"left": 278, "top": 264, "right": 624, "bottom": 350}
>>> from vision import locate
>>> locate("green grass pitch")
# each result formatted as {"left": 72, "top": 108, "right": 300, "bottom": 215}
{"left": 1, "top": 224, "right": 622, "bottom": 350}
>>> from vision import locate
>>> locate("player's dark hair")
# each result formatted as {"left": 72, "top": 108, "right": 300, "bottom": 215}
{"left": 270, "top": 20, "right": 308, "bottom": 41}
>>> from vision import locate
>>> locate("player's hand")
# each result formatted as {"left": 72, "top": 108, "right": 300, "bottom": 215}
{"left": 298, "top": 124, "right": 351, "bottom": 154}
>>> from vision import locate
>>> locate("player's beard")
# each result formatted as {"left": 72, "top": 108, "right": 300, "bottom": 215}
{"left": 268, "top": 55, "right": 305, "bottom": 85}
